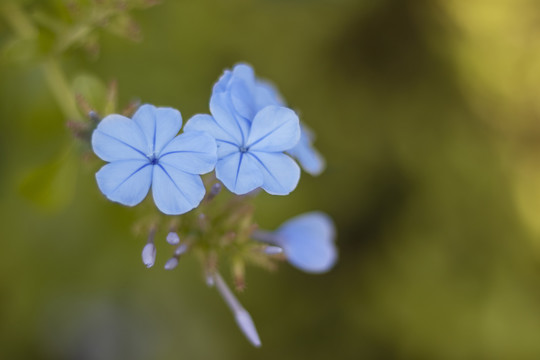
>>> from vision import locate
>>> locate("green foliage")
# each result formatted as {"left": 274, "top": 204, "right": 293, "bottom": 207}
{"left": 19, "top": 146, "right": 78, "bottom": 212}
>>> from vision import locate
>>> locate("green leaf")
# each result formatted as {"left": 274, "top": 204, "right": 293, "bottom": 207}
{"left": 0, "top": 37, "right": 39, "bottom": 65}
{"left": 19, "top": 146, "right": 78, "bottom": 212}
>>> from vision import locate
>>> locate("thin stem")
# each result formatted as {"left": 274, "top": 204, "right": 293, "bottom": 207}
{"left": 251, "top": 230, "right": 280, "bottom": 245}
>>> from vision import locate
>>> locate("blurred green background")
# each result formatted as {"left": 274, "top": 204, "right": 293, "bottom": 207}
{"left": 3, "top": 0, "right": 540, "bottom": 359}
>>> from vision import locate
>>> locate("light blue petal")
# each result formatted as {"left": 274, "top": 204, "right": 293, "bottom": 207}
{"left": 159, "top": 131, "right": 217, "bottom": 174}
{"left": 255, "top": 80, "right": 284, "bottom": 109}
{"left": 214, "top": 64, "right": 283, "bottom": 122}
{"left": 288, "top": 125, "right": 325, "bottom": 176}
{"left": 290, "top": 143, "right": 325, "bottom": 176}
{"left": 276, "top": 212, "right": 337, "bottom": 273}
{"left": 230, "top": 79, "right": 257, "bottom": 120}
{"left": 215, "top": 152, "right": 263, "bottom": 195}
{"left": 213, "top": 63, "right": 256, "bottom": 95}
{"left": 184, "top": 114, "right": 238, "bottom": 144}
{"left": 246, "top": 106, "right": 300, "bottom": 152}
{"left": 91, "top": 114, "right": 148, "bottom": 162}
{"left": 210, "top": 92, "right": 249, "bottom": 144}
{"left": 249, "top": 151, "right": 300, "bottom": 195}
{"left": 132, "top": 104, "right": 182, "bottom": 155}
{"left": 213, "top": 69, "right": 232, "bottom": 93}
{"left": 228, "top": 64, "right": 258, "bottom": 120}
{"left": 216, "top": 140, "right": 239, "bottom": 158}
{"left": 151, "top": 163, "right": 206, "bottom": 215}
{"left": 95, "top": 160, "right": 152, "bottom": 206}
{"left": 231, "top": 63, "right": 256, "bottom": 83}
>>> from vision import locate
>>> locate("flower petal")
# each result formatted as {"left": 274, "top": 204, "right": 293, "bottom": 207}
{"left": 159, "top": 131, "right": 217, "bottom": 174}
{"left": 95, "top": 160, "right": 152, "bottom": 206}
{"left": 231, "top": 63, "right": 256, "bottom": 84}
{"left": 230, "top": 79, "right": 257, "bottom": 121}
{"left": 213, "top": 63, "right": 282, "bottom": 122}
{"left": 249, "top": 151, "right": 300, "bottom": 195}
{"left": 246, "top": 106, "right": 300, "bottom": 152}
{"left": 213, "top": 69, "right": 233, "bottom": 93}
{"left": 228, "top": 64, "right": 257, "bottom": 119}
{"left": 216, "top": 141, "right": 239, "bottom": 158}
{"left": 287, "top": 125, "right": 325, "bottom": 176}
{"left": 91, "top": 114, "right": 148, "bottom": 162}
{"left": 255, "top": 80, "right": 284, "bottom": 109}
{"left": 184, "top": 114, "right": 238, "bottom": 144}
{"left": 215, "top": 152, "right": 263, "bottom": 195}
{"left": 132, "top": 104, "right": 182, "bottom": 155}
{"left": 210, "top": 92, "right": 250, "bottom": 144}
{"left": 276, "top": 212, "right": 337, "bottom": 273}
{"left": 151, "top": 164, "right": 206, "bottom": 215}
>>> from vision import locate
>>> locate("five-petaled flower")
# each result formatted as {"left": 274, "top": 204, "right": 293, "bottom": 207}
{"left": 208, "top": 63, "right": 325, "bottom": 176}
{"left": 91, "top": 104, "right": 217, "bottom": 215}
{"left": 184, "top": 64, "right": 302, "bottom": 195}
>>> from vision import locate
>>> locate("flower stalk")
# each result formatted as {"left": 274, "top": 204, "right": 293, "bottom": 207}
{"left": 214, "top": 272, "right": 261, "bottom": 348}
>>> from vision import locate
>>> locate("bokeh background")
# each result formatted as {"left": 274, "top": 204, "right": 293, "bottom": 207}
{"left": 2, "top": 0, "right": 540, "bottom": 359}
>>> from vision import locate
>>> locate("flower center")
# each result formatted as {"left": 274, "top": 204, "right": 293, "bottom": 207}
{"left": 147, "top": 153, "right": 159, "bottom": 165}
{"left": 239, "top": 146, "right": 249, "bottom": 153}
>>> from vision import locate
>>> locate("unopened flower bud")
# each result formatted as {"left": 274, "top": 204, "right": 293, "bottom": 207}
{"left": 264, "top": 246, "right": 283, "bottom": 255}
{"left": 235, "top": 309, "right": 262, "bottom": 348}
{"left": 166, "top": 232, "right": 180, "bottom": 245}
{"left": 206, "top": 274, "right": 215, "bottom": 287}
{"left": 88, "top": 110, "right": 100, "bottom": 124}
{"left": 174, "top": 243, "right": 189, "bottom": 256}
{"left": 164, "top": 257, "right": 179, "bottom": 270}
{"left": 141, "top": 243, "right": 156, "bottom": 268}
{"left": 214, "top": 273, "right": 261, "bottom": 348}
{"left": 205, "top": 182, "right": 222, "bottom": 202}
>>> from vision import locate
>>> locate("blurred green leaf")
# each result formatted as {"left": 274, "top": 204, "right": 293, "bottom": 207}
{"left": 0, "top": 37, "right": 39, "bottom": 65}
{"left": 19, "top": 146, "right": 78, "bottom": 212}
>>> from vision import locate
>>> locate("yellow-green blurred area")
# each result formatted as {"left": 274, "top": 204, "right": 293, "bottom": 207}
{"left": 3, "top": 0, "right": 540, "bottom": 358}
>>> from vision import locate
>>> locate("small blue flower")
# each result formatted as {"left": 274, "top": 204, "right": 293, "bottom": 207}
{"left": 185, "top": 78, "right": 301, "bottom": 195}
{"left": 274, "top": 212, "right": 337, "bottom": 273}
{"left": 91, "top": 104, "right": 217, "bottom": 215}
{"left": 213, "top": 63, "right": 325, "bottom": 176}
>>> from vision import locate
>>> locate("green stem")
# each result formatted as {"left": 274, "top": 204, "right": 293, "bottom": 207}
{"left": 42, "top": 58, "right": 80, "bottom": 120}
{"left": 0, "top": 1, "right": 36, "bottom": 38}
{"left": 1, "top": 1, "right": 80, "bottom": 120}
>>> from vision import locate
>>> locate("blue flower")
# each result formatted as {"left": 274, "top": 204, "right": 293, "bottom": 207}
{"left": 274, "top": 212, "right": 337, "bottom": 273}
{"left": 212, "top": 63, "right": 325, "bottom": 176}
{"left": 185, "top": 74, "right": 301, "bottom": 195}
{"left": 91, "top": 104, "right": 217, "bottom": 215}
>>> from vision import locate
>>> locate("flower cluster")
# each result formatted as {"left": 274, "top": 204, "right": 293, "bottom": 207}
{"left": 90, "top": 64, "right": 336, "bottom": 347}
